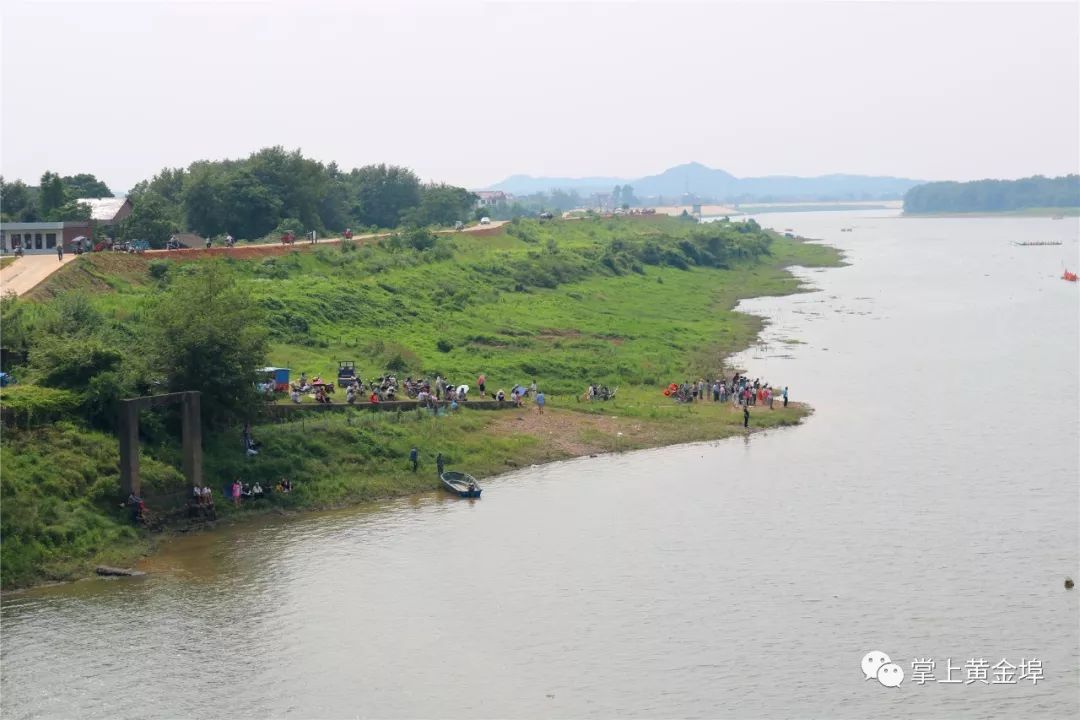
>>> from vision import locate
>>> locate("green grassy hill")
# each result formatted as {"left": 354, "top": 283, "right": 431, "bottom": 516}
{"left": 1, "top": 216, "right": 841, "bottom": 588}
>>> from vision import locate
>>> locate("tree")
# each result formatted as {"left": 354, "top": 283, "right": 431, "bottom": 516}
{"left": 221, "top": 168, "right": 284, "bottom": 238}
{"left": 612, "top": 185, "right": 623, "bottom": 207}
{"left": 61, "top": 173, "right": 112, "bottom": 199}
{"left": 121, "top": 192, "right": 179, "bottom": 246}
{"left": 0, "top": 178, "right": 37, "bottom": 221}
{"left": 141, "top": 262, "right": 270, "bottom": 426}
{"left": 404, "top": 184, "right": 476, "bottom": 226}
{"left": 39, "top": 172, "right": 66, "bottom": 215}
{"left": 44, "top": 200, "right": 92, "bottom": 222}
{"left": 182, "top": 163, "right": 227, "bottom": 237}
{"left": 129, "top": 167, "right": 185, "bottom": 205}
{"left": 621, "top": 184, "right": 638, "bottom": 207}
{"left": 348, "top": 164, "right": 422, "bottom": 228}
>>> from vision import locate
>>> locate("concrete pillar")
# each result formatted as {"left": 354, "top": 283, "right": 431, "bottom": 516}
{"left": 181, "top": 392, "right": 203, "bottom": 488}
{"left": 118, "top": 400, "right": 141, "bottom": 496}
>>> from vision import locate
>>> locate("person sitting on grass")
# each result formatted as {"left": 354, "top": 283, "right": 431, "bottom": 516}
{"left": 252, "top": 482, "right": 263, "bottom": 497}
{"left": 496, "top": 389, "right": 506, "bottom": 402}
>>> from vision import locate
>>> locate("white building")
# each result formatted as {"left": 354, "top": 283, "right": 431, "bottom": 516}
{"left": 0, "top": 221, "right": 94, "bottom": 254}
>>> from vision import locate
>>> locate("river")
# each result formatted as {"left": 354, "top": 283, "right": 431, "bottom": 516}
{"left": 2, "top": 210, "right": 1077, "bottom": 719}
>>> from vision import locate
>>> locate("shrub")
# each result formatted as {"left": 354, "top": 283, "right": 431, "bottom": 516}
{"left": 436, "top": 339, "right": 453, "bottom": 353}
{"left": 148, "top": 260, "right": 170, "bottom": 281}
{"left": 0, "top": 386, "right": 81, "bottom": 427}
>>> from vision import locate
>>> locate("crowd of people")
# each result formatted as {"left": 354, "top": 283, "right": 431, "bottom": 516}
{"left": 218, "top": 477, "right": 292, "bottom": 507}
{"left": 284, "top": 370, "right": 542, "bottom": 411}
{"left": 664, "top": 373, "right": 789, "bottom": 410}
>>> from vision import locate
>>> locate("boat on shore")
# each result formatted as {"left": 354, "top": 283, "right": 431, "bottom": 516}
{"left": 440, "top": 471, "right": 482, "bottom": 498}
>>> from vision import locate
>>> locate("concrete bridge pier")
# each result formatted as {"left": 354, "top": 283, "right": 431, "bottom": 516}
{"left": 118, "top": 391, "right": 203, "bottom": 496}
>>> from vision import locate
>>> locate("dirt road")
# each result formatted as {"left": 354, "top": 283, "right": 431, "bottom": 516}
{"left": 0, "top": 254, "right": 79, "bottom": 297}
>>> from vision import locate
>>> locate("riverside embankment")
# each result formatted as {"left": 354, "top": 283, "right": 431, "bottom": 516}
{"left": 0, "top": 215, "right": 841, "bottom": 589}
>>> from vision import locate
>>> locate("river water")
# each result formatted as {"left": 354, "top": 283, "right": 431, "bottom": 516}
{"left": 2, "top": 210, "right": 1078, "bottom": 719}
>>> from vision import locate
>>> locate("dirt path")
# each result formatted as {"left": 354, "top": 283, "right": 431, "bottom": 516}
{"left": 0, "top": 253, "right": 79, "bottom": 296}
{"left": 145, "top": 220, "right": 508, "bottom": 257}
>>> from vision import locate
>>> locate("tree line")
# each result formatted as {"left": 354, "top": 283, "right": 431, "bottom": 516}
{"left": 0, "top": 173, "right": 113, "bottom": 222}
{"left": 124, "top": 148, "right": 477, "bottom": 244}
{"left": 903, "top": 174, "right": 1080, "bottom": 214}
{"left": 1, "top": 147, "right": 479, "bottom": 246}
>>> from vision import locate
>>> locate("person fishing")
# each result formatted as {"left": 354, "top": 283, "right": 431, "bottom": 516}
{"left": 743, "top": 406, "right": 750, "bottom": 429}
{"left": 409, "top": 446, "right": 419, "bottom": 473}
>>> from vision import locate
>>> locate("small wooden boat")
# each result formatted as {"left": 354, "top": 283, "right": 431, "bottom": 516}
{"left": 1063, "top": 269, "right": 1078, "bottom": 282}
{"left": 441, "top": 471, "right": 482, "bottom": 498}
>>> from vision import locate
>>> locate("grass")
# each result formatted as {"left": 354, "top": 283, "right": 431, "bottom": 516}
{"left": 0, "top": 256, "right": 17, "bottom": 270}
{"left": 1, "top": 216, "right": 842, "bottom": 589}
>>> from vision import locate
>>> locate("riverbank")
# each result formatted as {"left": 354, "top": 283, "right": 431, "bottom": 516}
{"left": 1, "top": 397, "right": 812, "bottom": 592}
{"left": 0, "top": 216, "right": 843, "bottom": 589}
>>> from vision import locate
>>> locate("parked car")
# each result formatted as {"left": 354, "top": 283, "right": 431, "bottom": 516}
{"left": 539, "top": 212, "right": 554, "bottom": 220}
{"left": 453, "top": 221, "right": 465, "bottom": 230}
{"left": 479, "top": 217, "right": 491, "bottom": 225}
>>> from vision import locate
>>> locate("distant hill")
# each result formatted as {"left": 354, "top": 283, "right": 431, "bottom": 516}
{"left": 490, "top": 174, "right": 625, "bottom": 195}
{"left": 488, "top": 162, "right": 922, "bottom": 202}
{"left": 903, "top": 174, "right": 1080, "bottom": 214}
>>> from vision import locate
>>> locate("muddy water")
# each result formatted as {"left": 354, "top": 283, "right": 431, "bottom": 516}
{"left": 2, "top": 211, "right": 1077, "bottom": 719}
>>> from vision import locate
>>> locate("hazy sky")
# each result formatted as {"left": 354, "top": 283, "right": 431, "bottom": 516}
{"left": 2, "top": 1, "right": 1078, "bottom": 191}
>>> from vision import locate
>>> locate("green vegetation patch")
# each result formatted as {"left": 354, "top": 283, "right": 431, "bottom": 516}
{"left": 1, "top": 216, "right": 840, "bottom": 588}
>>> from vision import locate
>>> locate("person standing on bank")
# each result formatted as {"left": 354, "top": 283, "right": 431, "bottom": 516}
{"left": 410, "top": 446, "right": 419, "bottom": 473}
{"left": 535, "top": 390, "right": 545, "bottom": 415}
{"left": 743, "top": 406, "right": 750, "bottom": 429}
{"left": 436, "top": 453, "right": 445, "bottom": 476}
{"left": 57, "top": 243, "right": 64, "bottom": 261}
{"left": 782, "top": 386, "right": 789, "bottom": 408}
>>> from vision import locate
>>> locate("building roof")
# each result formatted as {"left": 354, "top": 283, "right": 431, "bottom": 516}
{"left": 76, "top": 197, "right": 131, "bottom": 222}
{"left": 0, "top": 221, "right": 90, "bottom": 230}
{"left": 0, "top": 221, "right": 66, "bottom": 230}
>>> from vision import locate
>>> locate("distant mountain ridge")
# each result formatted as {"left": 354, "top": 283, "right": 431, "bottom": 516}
{"left": 487, "top": 162, "right": 922, "bottom": 202}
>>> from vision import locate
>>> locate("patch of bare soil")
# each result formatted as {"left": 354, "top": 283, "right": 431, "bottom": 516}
{"left": 489, "top": 407, "right": 654, "bottom": 456}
